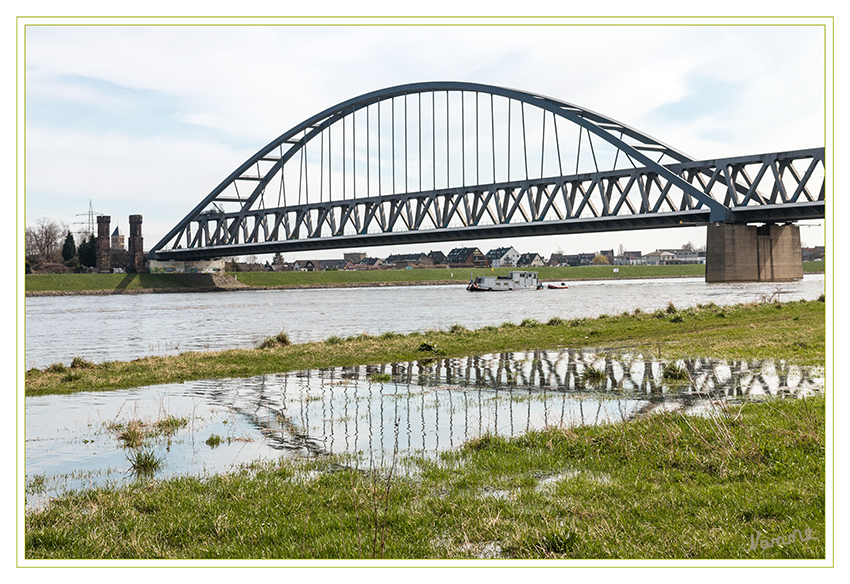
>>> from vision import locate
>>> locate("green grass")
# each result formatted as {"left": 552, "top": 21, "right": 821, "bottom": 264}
{"left": 232, "top": 264, "right": 712, "bottom": 286}
{"left": 25, "top": 263, "right": 824, "bottom": 294}
{"left": 232, "top": 262, "right": 825, "bottom": 288}
{"left": 25, "top": 395, "right": 825, "bottom": 559}
{"left": 25, "top": 298, "right": 825, "bottom": 396}
{"left": 25, "top": 273, "right": 193, "bottom": 293}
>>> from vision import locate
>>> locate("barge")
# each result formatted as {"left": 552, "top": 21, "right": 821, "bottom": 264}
{"left": 467, "top": 271, "right": 542, "bottom": 291}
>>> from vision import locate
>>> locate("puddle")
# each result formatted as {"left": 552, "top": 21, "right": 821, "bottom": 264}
{"left": 25, "top": 349, "right": 823, "bottom": 511}
{"left": 480, "top": 488, "right": 515, "bottom": 500}
{"left": 432, "top": 536, "right": 504, "bottom": 559}
{"left": 535, "top": 470, "right": 611, "bottom": 490}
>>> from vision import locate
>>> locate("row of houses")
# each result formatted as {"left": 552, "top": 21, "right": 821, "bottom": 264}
{"left": 271, "top": 248, "right": 548, "bottom": 271}
{"left": 247, "top": 245, "right": 709, "bottom": 272}
{"left": 236, "top": 242, "right": 823, "bottom": 272}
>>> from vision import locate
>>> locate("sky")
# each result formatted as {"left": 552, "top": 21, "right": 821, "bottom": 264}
{"left": 22, "top": 15, "right": 829, "bottom": 262}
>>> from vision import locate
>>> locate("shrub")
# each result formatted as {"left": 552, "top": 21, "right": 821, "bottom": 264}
{"left": 520, "top": 318, "right": 542, "bottom": 328}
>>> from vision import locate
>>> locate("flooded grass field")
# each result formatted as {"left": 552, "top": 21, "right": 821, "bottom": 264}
{"left": 25, "top": 348, "right": 823, "bottom": 512}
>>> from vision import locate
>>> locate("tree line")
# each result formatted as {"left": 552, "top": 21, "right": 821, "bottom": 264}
{"left": 25, "top": 217, "right": 96, "bottom": 273}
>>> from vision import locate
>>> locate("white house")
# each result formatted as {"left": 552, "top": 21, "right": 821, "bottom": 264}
{"left": 485, "top": 246, "right": 520, "bottom": 268}
{"left": 643, "top": 250, "right": 677, "bottom": 265}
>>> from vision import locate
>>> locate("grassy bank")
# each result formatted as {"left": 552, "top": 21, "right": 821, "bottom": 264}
{"left": 24, "top": 262, "right": 826, "bottom": 293}
{"left": 25, "top": 394, "right": 825, "bottom": 559}
{"left": 25, "top": 298, "right": 825, "bottom": 396}
{"left": 231, "top": 263, "right": 710, "bottom": 287}
{"left": 24, "top": 272, "right": 194, "bottom": 293}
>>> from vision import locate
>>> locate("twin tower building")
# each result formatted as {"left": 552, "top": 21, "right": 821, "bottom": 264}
{"left": 95, "top": 214, "right": 145, "bottom": 273}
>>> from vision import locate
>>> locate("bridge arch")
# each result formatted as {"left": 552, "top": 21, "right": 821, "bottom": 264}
{"left": 150, "top": 82, "right": 823, "bottom": 260}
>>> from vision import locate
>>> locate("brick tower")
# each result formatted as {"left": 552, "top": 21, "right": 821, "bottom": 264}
{"left": 128, "top": 215, "right": 145, "bottom": 273}
{"left": 96, "top": 215, "right": 111, "bottom": 271}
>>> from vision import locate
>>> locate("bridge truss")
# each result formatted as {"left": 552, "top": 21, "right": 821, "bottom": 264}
{"left": 149, "top": 82, "right": 824, "bottom": 261}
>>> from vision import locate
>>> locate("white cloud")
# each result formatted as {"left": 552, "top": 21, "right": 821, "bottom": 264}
{"left": 23, "top": 20, "right": 828, "bottom": 257}
{"left": 26, "top": 125, "right": 256, "bottom": 243}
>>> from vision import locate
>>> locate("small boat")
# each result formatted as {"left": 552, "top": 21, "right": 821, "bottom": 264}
{"left": 467, "top": 271, "right": 542, "bottom": 291}
{"left": 547, "top": 282, "right": 570, "bottom": 290}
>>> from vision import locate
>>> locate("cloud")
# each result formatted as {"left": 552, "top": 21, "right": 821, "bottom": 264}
{"left": 26, "top": 125, "right": 256, "bottom": 243}
{"left": 24, "top": 21, "right": 827, "bottom": 255}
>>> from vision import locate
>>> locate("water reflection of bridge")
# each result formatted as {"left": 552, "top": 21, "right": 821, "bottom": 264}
{"left": 381, "top": 349, "right": 823, "bottom": 397}
{"left": 191, "top": 350, "right": 823, "bottom": 462}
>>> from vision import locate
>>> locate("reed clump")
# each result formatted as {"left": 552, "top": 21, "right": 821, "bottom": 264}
{"left": 258, "top": 331, "right": 291, "bottom": 349}
{"left": 661, "top": 362, "right": 690, "bottom": 382}
{"left": 580, "top": 365, "right": 606, "bottom": 386}
{"left": 126, "top": 449, "right": 163, "bottom": 476}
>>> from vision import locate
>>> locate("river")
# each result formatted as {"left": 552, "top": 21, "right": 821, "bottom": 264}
{"left": 25, "top": 274, "right": 824, "bottom": 369}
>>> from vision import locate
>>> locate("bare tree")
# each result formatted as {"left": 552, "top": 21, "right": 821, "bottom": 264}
{"left": 25, "top": 217, "right": 66, "bottom": 262}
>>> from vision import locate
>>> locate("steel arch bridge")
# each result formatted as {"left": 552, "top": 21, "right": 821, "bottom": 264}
{"left": 149, "top": 81, "right": 825, "bottom": 261}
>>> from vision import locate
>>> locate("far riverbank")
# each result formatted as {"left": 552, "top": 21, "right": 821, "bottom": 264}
{"left": 24, "top": 263, "right": 824, "bottom": 297}
{"left": 25, "top": 273, "right": 710, "bottom": 297}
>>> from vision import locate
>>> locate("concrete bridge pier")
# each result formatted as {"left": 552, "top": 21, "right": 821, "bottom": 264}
{"left": 705, "top": 223, "right": 803, "bottom": 283}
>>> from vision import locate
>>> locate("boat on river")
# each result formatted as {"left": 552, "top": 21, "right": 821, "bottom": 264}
{"left": 547, "top": 282, "right": 570, "bottom": 290}
{"left": 467, "top": 271, "right": 542, "bottom": 292}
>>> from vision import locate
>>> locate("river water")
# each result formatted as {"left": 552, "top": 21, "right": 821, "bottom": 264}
{"left": 24, "top": 274, "right": 824, "bottom": 369}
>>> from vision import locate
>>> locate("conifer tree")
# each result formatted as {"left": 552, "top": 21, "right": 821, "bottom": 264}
{"left": 61, "top": 231, "right": 77, "bottom": 262}
{"left": 78, "top": 234, "right": 97, "bottom": 267}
